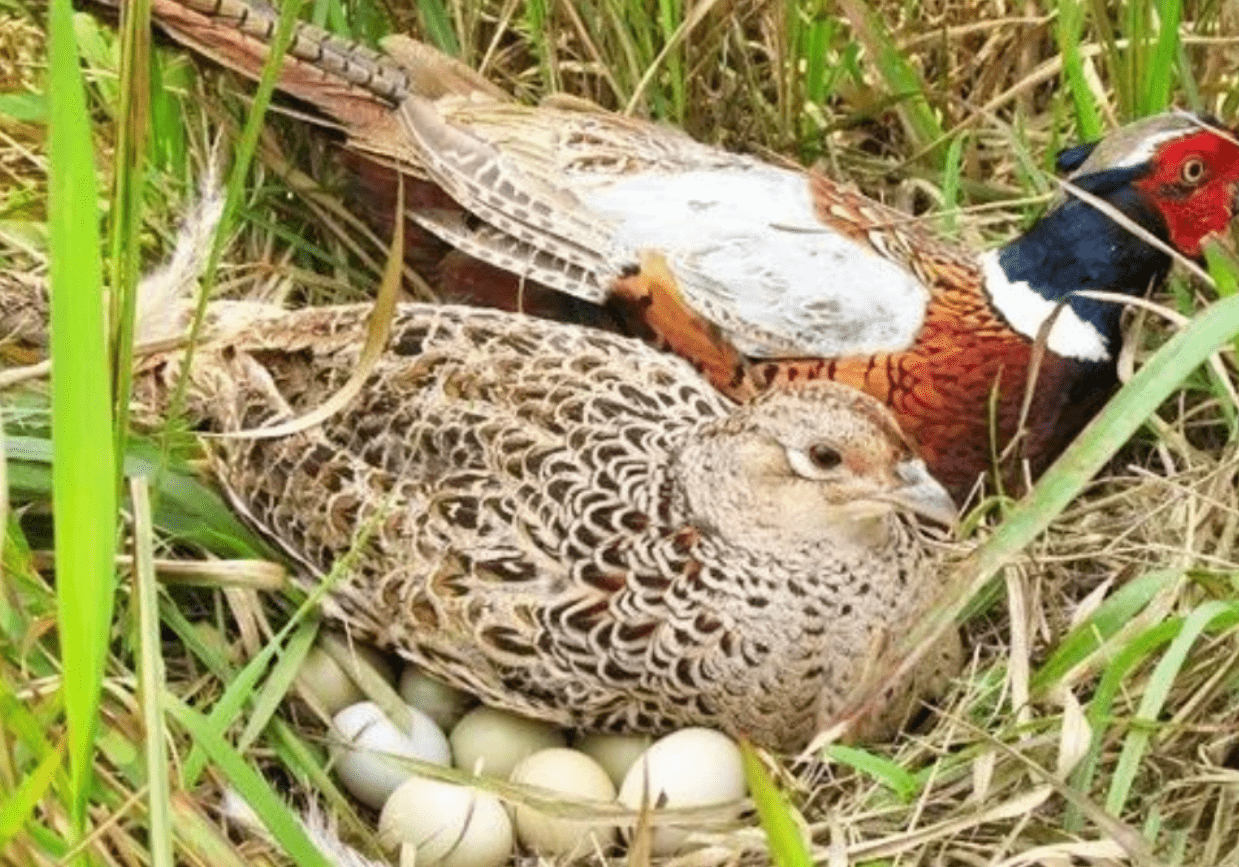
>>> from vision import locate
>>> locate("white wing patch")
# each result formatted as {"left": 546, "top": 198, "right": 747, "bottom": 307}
{"left": 978, "top": 251, "right": 1110, "bottom": 362}
{"left": 573, "top": 162, "right": 931, "bottom": 358}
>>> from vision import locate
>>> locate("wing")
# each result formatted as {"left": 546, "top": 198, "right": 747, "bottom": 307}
{"left": 166, "top": 303, "right": 743, "bottom": 721}
{"left": 397, "top": 94, "right": 936, "bottom": 359}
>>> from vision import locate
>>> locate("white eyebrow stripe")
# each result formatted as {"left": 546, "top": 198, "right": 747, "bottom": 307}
{"left": 1103, "top": 128, "right": 1190, "bottom": 170}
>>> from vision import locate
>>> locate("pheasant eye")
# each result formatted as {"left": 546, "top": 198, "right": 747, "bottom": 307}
{"left": 1181, "top": 157, "right": 1206, "bottom": 185}
{"left": 808, "top": 443, "right": 843, "bottom": 471}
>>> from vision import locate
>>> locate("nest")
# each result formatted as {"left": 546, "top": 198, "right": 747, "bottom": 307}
{"left": 2, "top": 1, "right": 1238, "bottom": 865}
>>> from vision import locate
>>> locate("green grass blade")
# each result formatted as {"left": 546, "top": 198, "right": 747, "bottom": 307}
{"left": 741, "top": 742, "right": 812, "bottom": 867}
{"left": 0, "top": 423, "right": 6, "bottom": 563}
{"left": 797, "top": 5, "right": 833, "bottom": 106}
{"left": 47, "top": 0, "right": 117, "bottom": 832}
{"left": 822, "top": 744, "right": 919, "bottom": 802}
{"left": 131, "top": 478, "right": 173, "bottom": 867}
{"left": 1085, "top": 0, "right": 1124, "bottom": 117}
{"left": 792, "top": 5, "right": 838, "bottom": 160}
{"left": 234, "top": 620, "right": 317, "bottom": 755}
{"left": 71, "top": 12, "right": 120, "bottom": 109}
{"left": 1204, "top": 240, "right": 1239, "bottom": 298}
{"left": 417, "top": 0, "right": 460, "bottom": 56}
{"left": 655, "top": 0, "right": 685, "bottom": 123}
{"left": 1031, "top": 568, "right": 1180, "bottom": 693}
{"left": 164, "top": 695, "right": 335, "bottom": 867}
{"left": 1142, "top": 0, "right": 1180, "bottom": 114}
{"left": 1199, "top": 241, "right": 1239, "bottom": 430}
{"left": 147, "top": 52, "right": 190, "bottom": 175}
{"left": 107, "top": 0, "right": 152, "bottom": 479}
{"left": 1063, "top": 616, "right": 1183, "bottom": 830}
{"left": 836, "top": 0, "right": 944, "bottom": 161}
{"left": 939, "top": 133, "right": 966, "bottom": 235}
{"left": 0, "top": 677, "right": 60, "bottom": 765}
{"left": 1174, "top": 41, "right": 1201, "bottom": 113}
{"left": 1057, "top": 0, "right": 1102, "bottom": 138}
{"left": 5, "top": 435, "right": 277, "bottom": 558}
{"left": 0, "top": 747, "right": 63, "bottom": 848}
{"left": 520, "top": 0, "right": 557, "bottom": 93}
{"left": 1203, "top": 238, "right": 1239, "bottom": 357}
{"left": 0, "top": 91, "right": 46, "bottom": 122}
{"left": 1104, "top": 601, "right": 1239, "bottom": 815}
{"left": 181, "top": 589, "right": 324, "bottom": 786}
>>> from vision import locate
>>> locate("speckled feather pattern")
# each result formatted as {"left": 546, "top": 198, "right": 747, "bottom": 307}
{"left": 130, "top": 303, "right": 959, "bottom": 750}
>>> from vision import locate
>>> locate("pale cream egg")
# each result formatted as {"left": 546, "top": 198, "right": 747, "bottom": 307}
{"left": 331, "top": 701, "right": 451, "bottom": 809}
{"left": 617, "top": 727, "right": 747, "bottom": 855}
{"left": 448, "top": 706, "right": 565, "bottom": 778}
{"left": 296, "top": 642, "right": 394, "bottom": 716}
{"left": 509, "top": 748, "right": 617, "bottom": 856}
{"left": 575, "top": 732, "right": 653, "bottom": 789}
{"left": 397, "top": 666, "right": 475, "bottom": 732}
{"left": 380, "top": 776, "right": 512, "bottom": 867}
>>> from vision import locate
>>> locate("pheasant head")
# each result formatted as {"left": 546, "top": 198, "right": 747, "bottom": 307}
{"left": 1056, "top": 113, "right": 1239, "bottom": 259}
{"left": 987, "top": 114, "right": 1239, "bottom": 365}
{"left": 676, "top": 380, "right": 956, "bottom": 556}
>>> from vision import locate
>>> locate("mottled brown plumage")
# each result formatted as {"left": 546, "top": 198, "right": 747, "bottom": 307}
{"left": 129, "top": 301, "right": 960, "bottom": 751}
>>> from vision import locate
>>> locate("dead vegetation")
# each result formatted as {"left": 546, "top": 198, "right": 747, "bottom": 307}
{"left": 2, "top": 1, "right": 1239, "bottom": 865}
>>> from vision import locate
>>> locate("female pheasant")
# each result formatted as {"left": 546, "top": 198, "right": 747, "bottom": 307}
{"left": 137, "top": 0, "right": 1239, "bottom": 501}
{"left": 112, "top": 298, "right": 958, "bottom": 752}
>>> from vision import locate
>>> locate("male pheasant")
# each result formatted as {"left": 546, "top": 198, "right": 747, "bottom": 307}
{"left": 105, "top": 298, "right": 954, "bottom": 752}
{"left": 136, "top": 0, "right": 1239, "bottom": 501}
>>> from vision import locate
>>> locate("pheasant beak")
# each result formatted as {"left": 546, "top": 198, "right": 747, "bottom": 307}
{"left": 885, "top": 459, "right": 957, "bottom": 527}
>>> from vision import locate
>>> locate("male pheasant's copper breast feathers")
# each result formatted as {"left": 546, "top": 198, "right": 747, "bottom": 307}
{"left": 153, "top": 303, "right": 958, "bottom": 750}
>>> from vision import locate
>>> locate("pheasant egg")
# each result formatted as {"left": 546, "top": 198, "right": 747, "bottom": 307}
{"left": 398, "top": 666, "right": 475, "bottom": 731}
{"left": 509, "top": 748, "right": 617, "bottom": 855}
{"left": 449, "top": 706, "right": 566, "bottom": 778}
{"left": 331, "top": 701, "right": 451, "bottom": 808}
{"left": 576, "top": 732, "right": 653, "bottom": 788}
{"left": 297, "top": 642, "right": 394, "bottom": 716}
{"left": 618, "top": 728, "right": 747, "bottom": 855}
{"left": 380, "top": 776, "right": 512, "bottom": 867}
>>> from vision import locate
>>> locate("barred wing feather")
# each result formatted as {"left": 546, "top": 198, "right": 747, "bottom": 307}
{"left": 397, "top": 97, "right": 931, "bottom": 358}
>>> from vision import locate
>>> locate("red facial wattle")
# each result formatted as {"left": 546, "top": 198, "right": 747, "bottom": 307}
{"left": 1133, "top": 130, "right": 1239, "bottom": 258}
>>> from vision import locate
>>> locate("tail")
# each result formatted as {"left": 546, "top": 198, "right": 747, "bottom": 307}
{"left": 379, "top": 34, "right": 509, "bottom": 103}
{"left": 144, "top": 0, "right": 507, "bottom": 130}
